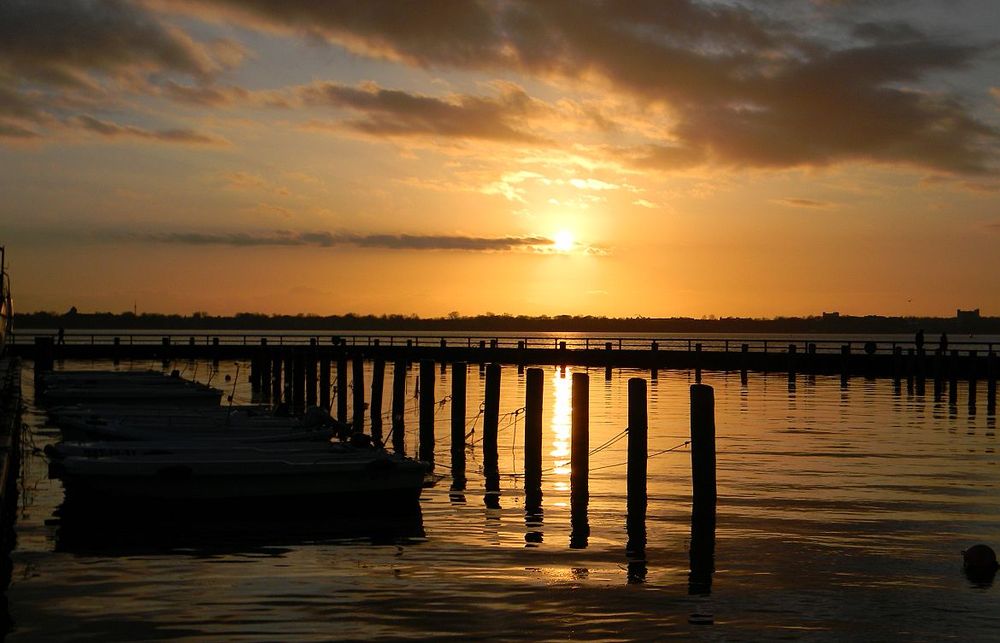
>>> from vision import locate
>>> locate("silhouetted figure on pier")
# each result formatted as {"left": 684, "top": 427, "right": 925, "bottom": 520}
{"left": 915, "top": 329, "right": 925, "bottom": 351}
{"left": 56, "top": 327, "right": 64, "bottom": 344}
{"left": 939, "top": 332, "right": 948, "bottom": 354}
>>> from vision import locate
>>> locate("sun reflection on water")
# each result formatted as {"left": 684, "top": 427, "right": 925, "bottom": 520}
{"left": 550, "top": 366, "right": 572, "bottom": 488}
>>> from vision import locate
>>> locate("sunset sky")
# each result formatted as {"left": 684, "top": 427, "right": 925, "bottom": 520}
{"left": 2, "top": 0, "right": 999, "bottom": 317}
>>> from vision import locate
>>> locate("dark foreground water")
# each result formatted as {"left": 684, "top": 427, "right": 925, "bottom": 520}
{"left": 6, "top": 356, "right": 1000, "bottom": 640}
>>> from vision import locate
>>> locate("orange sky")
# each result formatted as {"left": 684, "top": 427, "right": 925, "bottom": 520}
{"left": 2, "top": 1, "right": 999, "bottom": 317}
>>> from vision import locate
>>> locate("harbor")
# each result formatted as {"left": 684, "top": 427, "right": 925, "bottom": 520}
{"left": 5, "top": 356, "right": 1000, "bottom": 639}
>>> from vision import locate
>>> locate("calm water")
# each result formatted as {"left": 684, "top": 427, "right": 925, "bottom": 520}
{"left": 6, "top": 354, "right": 1000, "bottom": 640}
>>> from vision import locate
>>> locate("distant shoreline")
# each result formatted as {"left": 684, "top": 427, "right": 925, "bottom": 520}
{"left": 13, "top": 311, "right": 999, "bottom": 334}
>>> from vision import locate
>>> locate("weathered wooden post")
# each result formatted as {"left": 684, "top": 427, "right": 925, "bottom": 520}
{"left": 212, "top": 336, "right": 220, "bottom": 367}
{"left": 689, "top": 383, "right": 716, "bottom": 595}
{"left": 892, "top": 346, "right": 902, "bottom": 390}
{"left": 906, "top": 348, "right": 915, "bottom": 394}
{"left": 483, "top": 363, "right": 501, "bottom": 508}
{"left": 283, "top": 355, "right": 293, "bottom": 404}
{"left": 419, "top": 359, "right": 435, "bottom": 467}
{"left": 391, "top": 359, "right": 406, "bottom": 455}
{"left": 740, "top": 343, "right": 749, "bottom": 385}
{"left": 292, "top": 351, "right": 306, "bottom": 413}
{"left": 627, "top": 378, "right": 648, "bottom": 544}
{"left": 787, "top": 344, "right": 797, "bottom": 381}
{"left": 571, "top": 371, "right": 590, "bottom": 548}
{"left": 353, "top": 354, "right": 366, "bottom": 434}
{"left": 34, "top": 336, "right": 54, "bottom": 374}
{"left": 695, "top": 343, "right": 702, "bottom": 383}
{"left": 450, "top": 362, "right": 467, "bottom": 490}
{"left": 933, "top": 350, "right": 945, "bottom": 402}
{"left": 916, "top": 345, "right": 926, "bottom": 396}
{"left": 949, "top": 349, "right": 959, "bottom": 406}
{"left": 988, "top": 351, "right": 997, "bottom": 414}
{"left": 305, "top": 351, "right": 318, "bottom": 408}
{"left": 524, "top": 368, "right": 544, "bottom": 513}
{"left": 370, "top": 358, "right": 385, "bottom": 445}
{"left": 271, "top": 354, "right": 282, "bottom": 403}
{"left": 250, "top": 352, "right": 260, "bottom": 393}
{"left": 968, "top": 350, "right": 978, "bottom": 409}
{"left": 337, "top": 355, "right": 348, "bottom": 426}
{"left": 840, "top": 344, "right": 851, "bottom": 385}
{"left": 319, "top": 357, "right": 331, "bottom": 411}
{"left": 259, "top": 341, "right": 271, "bottom": 401}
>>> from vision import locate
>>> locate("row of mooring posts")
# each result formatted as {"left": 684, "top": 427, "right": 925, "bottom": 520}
{"left": 399, "top": 359, "right": 716, "bottom": 589}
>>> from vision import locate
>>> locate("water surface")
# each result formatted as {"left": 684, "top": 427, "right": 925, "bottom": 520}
{"left": 6, "top": 355, "right": 1000, "bottom": 640}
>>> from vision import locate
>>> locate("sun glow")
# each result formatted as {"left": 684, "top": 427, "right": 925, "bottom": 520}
{"left": 553, "top": 229, "right": 574, "bottom": 252}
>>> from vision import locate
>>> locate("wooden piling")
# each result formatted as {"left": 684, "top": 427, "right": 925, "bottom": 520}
{"left": 840, "top": 345, "right": 850, "bottom": 384}
{"left": 787, "top": 344, "right": 797, "bottom": 380}
{"left": 689, "top": 383, "right": 716, "bottom": 594}
{"left": 916, "top": 347, "right": 926, "bottom": 395}
{"left": 283, "top": 357, "right": 293, "bottom": 404}
{"left": 319, "top": 357, "right": 331, "bottom": 411}
{"left": 270, "top": 354, "right": 282, "bottom": 403}
{"left": 305, "top": 352, "right": 317, "bottom": 408}
{"left": 524, "top": 368, "right": 544, "bottom": 511}
{"left": 483, "top": 363, "right": 501, "bottom": 507}
{"left": 740, "top": 343, "right": 748, "bottom": 385}
{"left": 906, "top": 348, "right": 915, "bottom": 394}
{"left": 968, "top": 350, "right": 978, "bottom": 409}
{"left": 259, "top": 350, "right": 271, "bottom": 401}
{"left": 353, "top": 355, "right": 366, "bottom": 434}
{"left": 892, "top": 346, "right": 902, "bottom": 388}
{"left": 391, "top": 359, "right": 406, "bottom": 455}
{"left": 419, "top": 359, "right": 435, "bottom": 467}
{"left": 33, "top": 337, "right": 54, "bottom": 374}
{"left": 571, "top": 372, "right": 590, "bottom": 546}
{"left": 695, "top": 343, "right": 702, "bottom": 383}
{"left": 337, "top": 356, "right": 348, "bottom": 426}
{"left": 371, "top": 358, "right": 385, "bottom": 445}
{"left": 292, "top": 353, "right": 305, "bottom": 413}
{"left": 988, "top": 351, "right": 997, "bottom": 413}
{"left": 450, "top": 362, "right": 467, "bottom": 490}
{"left": 949, "top": 349, "right": 959, "bottom": 406}
{"left": 627, "top": 378, "right": 647, "bottom": 532}
{"left": 934, "top": 350, "right": 945, "bottom": 401}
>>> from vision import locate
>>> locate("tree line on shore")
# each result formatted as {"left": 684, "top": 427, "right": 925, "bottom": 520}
{"left": 13, "top": 309, "right": 1000, "bottom": 334}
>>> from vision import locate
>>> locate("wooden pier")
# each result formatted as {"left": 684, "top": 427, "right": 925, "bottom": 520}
{"left": 11, "top": 332, "right": 1000, "bottom": 385}
{"left": 0, "top": 357, "right": 22, "bottom": 631}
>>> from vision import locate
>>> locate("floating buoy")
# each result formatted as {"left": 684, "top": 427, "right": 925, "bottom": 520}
{"left": 963, "top": 544, "right": 999, "bottom": 572}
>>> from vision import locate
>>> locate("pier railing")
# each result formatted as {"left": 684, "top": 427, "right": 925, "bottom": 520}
{"left": 9, "top": 331, "right": 998, "bottom": 355}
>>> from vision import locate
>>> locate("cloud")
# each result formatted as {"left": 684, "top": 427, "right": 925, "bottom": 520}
{"left": 0, "top": 120, "right": 40, "bottom": 139}
{"left": 300, "top": 81, "right": 548, "bottom": 144}
{"left": 162, "top": 81, "right": 250, "bottom": 106}
{"left": 130, "top": 229, "right": 559, "bottom": 252}
{"left": 73, "top": 114, "right": 226, "bottom": 145}
{"left": 0, "top": 0, "right": 237, "bottom": 86}
{"left": 775, "top": 198, "right": 835, "bottom": 208}
{"left": 175, "top": 0, "right": 999, "bottom": 175}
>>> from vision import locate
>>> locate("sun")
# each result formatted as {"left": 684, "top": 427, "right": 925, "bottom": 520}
{"left": 553, "top": 229, "right": 574, "bottom": 252}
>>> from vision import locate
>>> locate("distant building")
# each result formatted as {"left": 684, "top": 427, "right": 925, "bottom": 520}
{"left": 956, "top": 308, "right": 981, "bottom": 322}
{"left": 822, "top": 311, "right": 840, "bottom": 320}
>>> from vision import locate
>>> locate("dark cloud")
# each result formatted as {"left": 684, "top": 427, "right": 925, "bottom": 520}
{"left": 300, "top": 82, "right": 547, "bottom": 143}
{"left": 0, "top": 120, "right": 40, "bottom": 139}
{"left": 184, "top": 0, "right": 999, "bottom": 174}
{"left": 73, "top": 115, "right": 225, "bottom": 145}
{"left": 775, "top": 198, "right": 835, "bottom": 208}
{"left": 0, "top": 0, "right": 228, "bottom": 86}
{"left": 133, "top": 230, "right": 556, "bottom": 252}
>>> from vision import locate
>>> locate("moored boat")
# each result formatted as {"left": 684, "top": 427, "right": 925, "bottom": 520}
{"left": 49, "top": 441, "right": 428, "bottom": 505}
